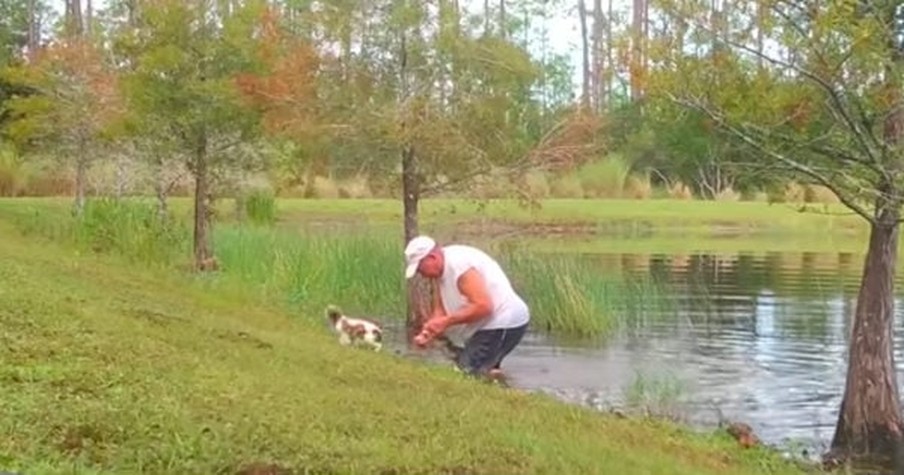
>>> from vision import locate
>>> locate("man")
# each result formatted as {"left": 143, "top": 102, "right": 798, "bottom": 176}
{"left": 404, "top": 235, "right": 530, "bottom": 378}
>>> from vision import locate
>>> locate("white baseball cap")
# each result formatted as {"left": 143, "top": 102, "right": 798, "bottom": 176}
{"left": 404, "top": 235, "right": 437, "bottom": 279}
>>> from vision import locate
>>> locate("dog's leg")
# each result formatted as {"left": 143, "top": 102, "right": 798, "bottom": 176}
{"left": 339, "top": 333, "right": 352, "bottom": 346}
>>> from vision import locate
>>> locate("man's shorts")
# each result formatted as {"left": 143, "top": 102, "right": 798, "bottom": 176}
{"left": 455, "top": 323, "right": 528, "bottom": 375}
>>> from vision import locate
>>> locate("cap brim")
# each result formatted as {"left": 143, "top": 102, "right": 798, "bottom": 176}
{"left": 405, "top": 261, "right": 419, "bottom": 279}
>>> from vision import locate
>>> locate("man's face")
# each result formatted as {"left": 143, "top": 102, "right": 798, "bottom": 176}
{"left": 417, "top": 250, "right": 444, "bottom": 278}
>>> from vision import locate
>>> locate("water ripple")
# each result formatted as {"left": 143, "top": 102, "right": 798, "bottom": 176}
{"left": 497, "top": 251, "right": 904, "bottom": 458}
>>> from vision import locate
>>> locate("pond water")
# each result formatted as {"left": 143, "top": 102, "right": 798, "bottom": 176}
{"left": 406, "top": 249, "right": 904, "bottom": 464}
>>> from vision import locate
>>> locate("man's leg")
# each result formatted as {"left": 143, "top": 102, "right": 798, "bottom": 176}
{"left": 455, "top": 329, "right": 503, "bottom": 376}
{"left": 488, "top": 323, "right": 528, "bottom": 372}
{"left": 456, "top": 323, "right": 528, "bottom": 376}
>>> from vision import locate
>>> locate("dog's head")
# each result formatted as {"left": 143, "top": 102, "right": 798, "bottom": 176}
{"left": 325, "top": 304, "right": 343, "bottom": 326}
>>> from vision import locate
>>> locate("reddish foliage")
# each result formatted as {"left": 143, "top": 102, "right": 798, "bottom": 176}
{"left": 233, "top": 7, "right": 320, "bottom": 140}
{"left": 23, "top": 37, "right": 124, "bottom": 133}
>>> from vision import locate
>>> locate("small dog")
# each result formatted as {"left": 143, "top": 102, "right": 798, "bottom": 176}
{"left": 326, "top": 304, "right": 383, "bottom": 352}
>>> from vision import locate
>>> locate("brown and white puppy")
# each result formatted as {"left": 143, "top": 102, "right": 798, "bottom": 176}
{"left": 326, "top": 304, "right": 383, "bottom": 352}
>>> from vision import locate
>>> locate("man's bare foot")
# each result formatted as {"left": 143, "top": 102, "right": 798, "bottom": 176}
{"left": 488, "top": 368, "right": 504, "bottom": 379}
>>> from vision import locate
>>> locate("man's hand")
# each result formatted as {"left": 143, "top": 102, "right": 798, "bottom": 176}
{"left": 422, "top": 315, "right": 452, "bottom": 337}
{"left": 413, "top": 315, "right": 450, "bottom": 348}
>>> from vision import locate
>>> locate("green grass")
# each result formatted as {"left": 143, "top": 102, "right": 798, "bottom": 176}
{"left": 502, "top": 251, "right": 673, "bottom": 337}
{"left": 270, "top": 198, "right": 868, "bottom": 234}
{"left": 0, "top": 212, "right": 814, "bottom": 475}
{"left": 0, "top": 198, "right": 677, "bottom": 338}
{"left": 2, "top": 197, "right": 869, "bottom": 234}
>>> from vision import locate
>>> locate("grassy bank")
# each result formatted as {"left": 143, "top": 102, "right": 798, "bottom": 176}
{"left": 4, "top": 196, "right": 869, "bottom": 235}
{"left": 271, "top": 198, "right": 868, "bottom": 235}
{"left": 0, "top": 213, "right": 812, "bottom": 474}
{"left": 0, "top": 199, "right": 673, "bottom": 338}
{"left": 2, "top": 196, "right": 878, "bottom": 261}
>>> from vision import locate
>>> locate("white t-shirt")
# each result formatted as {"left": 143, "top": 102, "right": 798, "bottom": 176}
{"left": 435, "top": 244, "right": 530, "bottom": 344}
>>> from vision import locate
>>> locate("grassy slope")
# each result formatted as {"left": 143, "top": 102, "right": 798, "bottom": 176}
{"left": 0, "top": 222, "right": 810, "bottom": 475}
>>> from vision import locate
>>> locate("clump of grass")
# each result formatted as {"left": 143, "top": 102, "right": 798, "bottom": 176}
{"left": 622, "top": 370, "right": 688, "bottom": 423}
{"left": 214, "top": 227, "right": 404, "bottom": 318}
{"left": 576, "top": 154, "right": 631, "bottom": 198}
{"left": 770, "top": 181, "right": 806, "bottom": 203}
{"left": 522, "top": 170, "right": 551, "bottom": 198}
{"left": 549, "top": 174, "right": 585, "bottom": 198}
{"left": 668, "top": 181, "right": 694, "bottom": 200}
{"left": 242, "top": 188, "right": 277, "bottom": 226}
{"left": 804, "top": 185, "right": 839, "bottom": 204}
{"left": 715, "top": 186, "right": 741, "bottom": 202}
{"left": 500, "top": 251, "right": 674, "bottom": 337}
{"left": 337, "top": 174, "right": 373, "bottom": 199}
{"left": 623, "top": 173, "right": 653, "bottom": 199}
{"left": 311, "top": 175, "right": 340, "bottom": 198}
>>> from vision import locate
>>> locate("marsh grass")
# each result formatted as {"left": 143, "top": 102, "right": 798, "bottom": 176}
{"left": 214, "top": 227, "right": 404, "bottom": 318}
{"left": 5, "top": 199, "right": 676, "bottom": 338}
{"left": 503, "top": 251, "right": 674, "bottom": 337}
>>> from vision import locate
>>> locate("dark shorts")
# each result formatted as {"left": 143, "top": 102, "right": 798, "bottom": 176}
{"left": 455, "top": 323, "right": 528, "bottom": 375}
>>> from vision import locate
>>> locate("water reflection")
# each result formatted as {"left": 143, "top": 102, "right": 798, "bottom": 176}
{"left": 499, "top": 251, "right": 904, "bottom": 459}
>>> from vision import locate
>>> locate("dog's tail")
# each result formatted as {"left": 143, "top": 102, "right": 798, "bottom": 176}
{"left": 325, "top": 304, "right": 343, "bottom": 322}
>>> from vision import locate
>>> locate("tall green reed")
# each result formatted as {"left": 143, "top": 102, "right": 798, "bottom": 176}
{"left": 214, "top": 227, "right": 404, "bottom": 318}
{"left": 14, "top": 198, "right": 190, "bottom": 267}
{"left": 500, "top": 251, "right": 673, "bottom": 338}
{"left": 240, "top": 188, "right": 277, "bottom": 226}
{"left": 4, "top": 198, "right": 675, "bottom": 337}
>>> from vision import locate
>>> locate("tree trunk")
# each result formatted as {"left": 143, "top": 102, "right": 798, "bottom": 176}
{"left": 577, "top": 0, "right": 590, "bottom": 109}
{"left": 606, "top": 0, "right": 613, "bottom": 105}
{"left": 27, "top": 0, "right": 37, "bottom": 60}
{"left": 153, "top": 153, "right": 169, "bottom": 222}
{"left": 831, "top": 22, "right": 904, "bottom": 462}
{"left": 630, "top": 0, "right": 645, "bottom": 101}
{"left": 484, "top": 0, "right": 491, "bottom": 36}
{"left": 498, "top": 0, "right": 506, "bottom": 39}
{"left": 192, "top": 133, "right": 215, "bottom": 272}
{"left": 86, "top": 0, "right": 92, "bottom": 35}
{"left": 155, "top": 184, "right": 168, "bottom": 222}
{"left": 73, "top": 144, "right": 87, "bottom": 217}
{"left": 402, "top": 144, "right": 432, "bottom": 346}
{"left": 829, "top": 206, "right": 904, "bottom": 467}
{"left": 591, "top": 0, "right": 604, "bottom": 112}
{"left": 115, "top": 154, "right": 127, "bottom": 199}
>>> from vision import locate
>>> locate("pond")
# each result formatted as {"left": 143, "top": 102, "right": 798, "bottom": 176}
{"left": 407, "top": 248, "right": 904, "bottom": 463}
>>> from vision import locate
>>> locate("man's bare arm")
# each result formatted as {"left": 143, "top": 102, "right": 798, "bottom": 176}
{"left": 445, "top": 268, "right": 493, "bottom": 326}
{"left": 431, "top": 279, "right": 445, "bottom": 317}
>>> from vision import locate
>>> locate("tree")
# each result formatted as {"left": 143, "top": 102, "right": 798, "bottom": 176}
{"left": 117, "top": 0, "right": 268, "bottom": 271}
{"left": 651, "top": 0, "right": 904, "bottom": 466}
{"left": 0, "top": 0, "right": 55, "bottom": 64}
{"left": 2, "top": 37, "right": 123, "bottom": 214}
